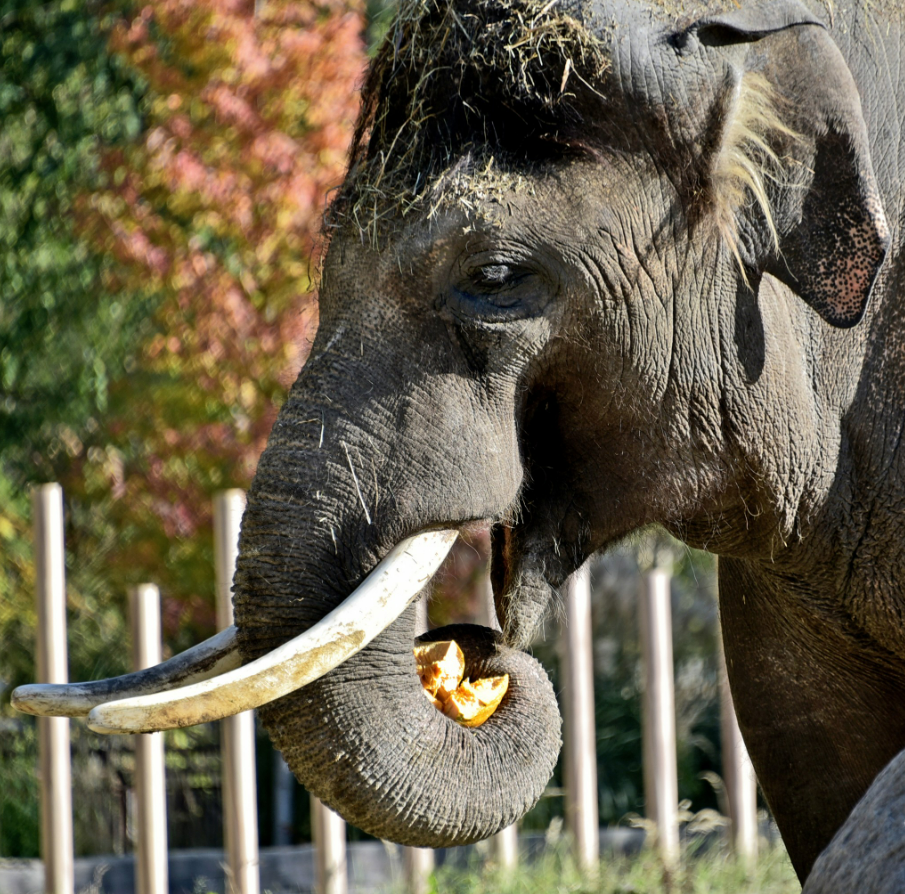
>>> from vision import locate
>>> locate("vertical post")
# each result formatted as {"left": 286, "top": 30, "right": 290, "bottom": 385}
{"left": 639, "top": 569, "right": 679, "bottom": 865}
{"left": 402, "top": 846, "right": 434, "bottom": 894}
{"left": 273, "top": 753, "right": 295, "bottom": 847}
{"left": 720, "top": 647, "right": 758, "bottom": 863}
{"left": 413, "top": 596, "right": 430, "bottom": 640}
{"left": 214, "top": 490, "right": 260, "bottom": 894}
{"left": 477, "top": 570, "right": 519, "bottom": 870}
{"left": 312, "top": 797, "right": 348, "bottom": 894}
{"left": 131, "top": 584, "right": 169, "bottom": 894}
{"left": 33, "top": 483, "right": 74, "bottom": 894}
{"left": 561, "top": 562, "right": 599, "bottom": 872}
{"left": 402, "top": 598, "right": 435, "bottom": 893}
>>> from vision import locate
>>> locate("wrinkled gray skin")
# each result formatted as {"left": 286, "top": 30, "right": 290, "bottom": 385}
{"left": 232, "top": 0, "right": 905, "bottom": 883}
{"left": 803, "top": 749, "right": 905, "bottom": 893}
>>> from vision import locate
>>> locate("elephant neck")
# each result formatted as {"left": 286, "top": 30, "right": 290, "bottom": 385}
{"left": 715, "top": 267, "right": 905, "bottom": 879}
{"left": 716, "top": 259, "right": 905, "bottom": 634}
{"left": 719, "top": 555, "right": 905, "bottom": 882}
{"left": 825, "top": 253, "right": 905, "bottom": 655}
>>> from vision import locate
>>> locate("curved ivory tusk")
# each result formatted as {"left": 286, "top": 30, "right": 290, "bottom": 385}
{"left": 12, "top": 626, "right": 242, "bottom": 717}
{"left": 86, "top": 529, "right": 458, "bottom": 734}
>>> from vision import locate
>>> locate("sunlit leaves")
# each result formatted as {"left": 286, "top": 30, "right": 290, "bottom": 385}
{"left": 75, "top": 0, "right": 366, "bottom": 641}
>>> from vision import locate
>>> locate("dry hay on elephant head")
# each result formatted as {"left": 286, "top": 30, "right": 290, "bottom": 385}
{"left": 329, "top": 0, "right": 610, "bottom": 244}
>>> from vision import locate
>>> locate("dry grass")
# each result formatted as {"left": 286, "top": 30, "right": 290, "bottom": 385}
{"left": 329, "top": 0, "right": 610, "bottom": 244}
{"left": 329, "top": 0, "right": 804, "bottom": 275}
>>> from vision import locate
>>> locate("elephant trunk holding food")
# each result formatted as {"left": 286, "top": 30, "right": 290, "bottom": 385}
{"left": 230, "top": 280, "right": 563, "bottom": 844}
{"left": 14, "top": 0, "right": 905, "bottom": 885}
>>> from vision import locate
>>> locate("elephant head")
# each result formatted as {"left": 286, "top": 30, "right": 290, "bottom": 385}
{"left": 15, "top": 0, "right": 891, "bottom": 869}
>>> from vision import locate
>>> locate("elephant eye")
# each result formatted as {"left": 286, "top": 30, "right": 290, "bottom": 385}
{"left": 448, "top": 261, "right": 550, "bottom": 322}
{"left": 473, "top": 264, "right": 519, "bottom": 287}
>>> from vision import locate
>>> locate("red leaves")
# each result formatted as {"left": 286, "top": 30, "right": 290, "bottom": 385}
{"left": 75, "top": 0, "right": 366, "bottom": 624}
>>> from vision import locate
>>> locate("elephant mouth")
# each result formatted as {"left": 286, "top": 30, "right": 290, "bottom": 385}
{"left": 10, "top": 528, "right": 460, "bottom": 732}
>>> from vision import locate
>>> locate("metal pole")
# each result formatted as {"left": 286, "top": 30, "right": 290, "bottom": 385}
{"left": 720, "top": 645, "right": 758, "bottom": 863}
{"left": 639, "top": 569, "right": 679, "bottom": 865}
{"left": 214, "top": 490, "right": 260, "bottom": 894}
{"left": 561, "top": 562, "right": 599, "bottom": 872}
{"left": 131, "top": 584, "right": 169, "bottom": 894}
{"left": 33, "top": 483, "right": 74, "bottom": 894}
{"left": 402, "top": 598, "right": 436, "bottom": 892}
{"left": 477, "top": 569, "right": 519, "bottom": 869}
{"left": 312, "top": 796, "right": 348, "bottom": 894}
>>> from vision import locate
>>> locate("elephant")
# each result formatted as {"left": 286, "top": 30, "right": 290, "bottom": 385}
{"left": 13, "top": 0, "right": 905, "bottom": 884}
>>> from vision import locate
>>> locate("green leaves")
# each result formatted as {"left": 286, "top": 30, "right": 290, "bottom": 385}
{"left": 1, "top": 0, "right": 369, "bottom": 725}
{"left": 0, "top": 0, "right": 153, "bottom": 485}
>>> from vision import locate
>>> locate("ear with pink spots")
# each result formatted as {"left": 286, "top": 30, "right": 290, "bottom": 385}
{"left": 685, "top": 2, "right": 890, "bottom": 328}
{"left": 766, "top": 121, "right": 890, "bottom": 328}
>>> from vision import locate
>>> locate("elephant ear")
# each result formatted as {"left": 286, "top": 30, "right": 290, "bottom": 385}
{"left": 681, "top": 1, "right": 890, "bottom": 328}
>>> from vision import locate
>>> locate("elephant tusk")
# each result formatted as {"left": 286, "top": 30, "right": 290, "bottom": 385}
{"left": 84, "top": 528, "right": 458, "bottom": 734}
{"left": 11, "top": 626, "right": 243, "bottom": 717}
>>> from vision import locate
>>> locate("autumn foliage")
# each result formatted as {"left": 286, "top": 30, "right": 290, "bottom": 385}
{"left": 74, "top": 0, "right": 366, "bottom": 632}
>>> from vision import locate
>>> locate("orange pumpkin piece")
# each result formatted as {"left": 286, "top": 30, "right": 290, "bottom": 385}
{"left": 414, "top": 640, "right": 465, "bottom": 698}
{"left": 441, "top": 675, "right": 510, "bottom": 728}
{"left": 414, "top": 639, "right": 509, "bottom": 727}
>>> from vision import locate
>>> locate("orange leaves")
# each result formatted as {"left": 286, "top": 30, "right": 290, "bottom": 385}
{"left": 72, "top": 0, "right": 366, "bottom": 620}
{"left": 97, "top": 0, "right": 364, "bottom": 305}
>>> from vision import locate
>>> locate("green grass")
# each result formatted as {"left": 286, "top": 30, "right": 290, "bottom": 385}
{"left": 409, "top": 844, "right": 800, "bottom": 894}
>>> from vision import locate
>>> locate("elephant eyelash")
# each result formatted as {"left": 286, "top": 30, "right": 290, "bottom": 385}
{"left": 469, "top": 264, "right": 535, "bottom": 295}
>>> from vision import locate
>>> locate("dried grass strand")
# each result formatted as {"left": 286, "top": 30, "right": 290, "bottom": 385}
{"left": 712, "top": 71, "right": 798, "bottom": 281}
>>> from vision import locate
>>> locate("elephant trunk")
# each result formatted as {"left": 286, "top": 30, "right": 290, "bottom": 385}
{"left": 231, "top": 356, "right": 562, "bottom": 846}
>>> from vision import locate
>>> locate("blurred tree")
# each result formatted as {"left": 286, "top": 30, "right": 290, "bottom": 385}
{"left": 2, "top": 0, "right": 366, "bottom": 690}
{"left": 1, "top": 0, "right": 366, "bottom": 858}
{"left": 71, "top": 0, "right": 366, "bottom": 649}
{"left": 0, "top": 0, "right": 150, "bottom": 475}
{"left": 0, "top": 0, "right": 155, "bottom": 705}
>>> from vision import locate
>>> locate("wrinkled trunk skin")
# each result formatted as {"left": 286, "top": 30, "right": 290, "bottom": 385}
{"left": 232, "top": 242, "right": 562, "bottom": 846}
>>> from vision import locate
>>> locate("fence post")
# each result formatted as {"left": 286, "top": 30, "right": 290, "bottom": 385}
{"left": 273, "top": 753, "right": 295, "bottom": 846}
{"left": 639, "top": 569, "right": 679, "bottom": 865}
{"left": 214, "top": 490, "right": 260, "bottom": 894}
{"left": 33, "top": 483, "right": 75, "bottom": 894}
{"left": 720, "top": 646, "right": 758, "bottom": 862}
{"left": 402, "top": 846, "right": 434, "bottom": 894}
{"left": 476, "top": 570, "right": 519, "bottom": 869}
{"left": 401, "top": 598, "right": 436, "bottom": 894}
{"left": 312, "top": 796, "right": 348, "bottom": 894}
{"left": 561, "top": 562, "right": 599, "bottom": 872}
{"left": 131, "top": 584, "right": 169, "bottom": 894}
